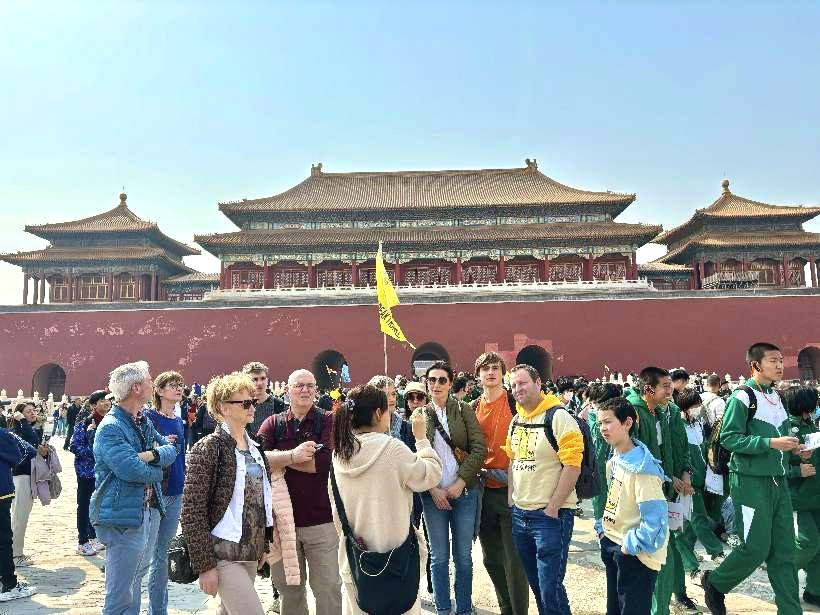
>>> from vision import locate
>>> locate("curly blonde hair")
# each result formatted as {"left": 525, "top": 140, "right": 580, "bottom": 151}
{"left": 206, "top": 372, "right": 255, "bottom": 421}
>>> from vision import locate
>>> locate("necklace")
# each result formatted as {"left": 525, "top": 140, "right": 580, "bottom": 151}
{"left": 752, "top": 380, "right": 779, "bottom": 405}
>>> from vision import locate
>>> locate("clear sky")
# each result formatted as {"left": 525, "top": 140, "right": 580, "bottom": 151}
{"left": 1, "top": 0, "right": 818, "bottom": 304}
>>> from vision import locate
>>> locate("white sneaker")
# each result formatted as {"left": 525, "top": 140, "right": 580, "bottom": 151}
{"left": 0, "top": 581, "right": 37, "bottom": 602}
{"left": 268, "top": 595, "right": 281, "bottom": 613}
{"left": 90, "top": 538, "right": 106, "bottom": 551}
{"left": 12, "top": 555, "right": 33, "bottom": 568}
{"left": 76, "top": 542, "right": 97, "bottom": 556}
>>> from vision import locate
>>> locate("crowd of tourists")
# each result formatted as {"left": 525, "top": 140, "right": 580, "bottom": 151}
{"left": 0, "top": 343, "right": 819, "bottom": 615}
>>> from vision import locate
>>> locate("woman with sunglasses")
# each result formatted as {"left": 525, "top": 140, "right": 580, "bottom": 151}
{"left": 421, "top": 361, "right": 487, "bottom": 615}
{"left": 145, "top": 371, "right": 187, "bottom": 615}
{"left": 181, "top": 372, "right": 274, "bottom": 615}
{"left": 403, "top": 381, "right": 430, "bottom": 419}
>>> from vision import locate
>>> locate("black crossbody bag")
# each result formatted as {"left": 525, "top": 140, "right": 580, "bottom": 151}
{"left": 329, "top": 465, "right": 420, "bottom": 615}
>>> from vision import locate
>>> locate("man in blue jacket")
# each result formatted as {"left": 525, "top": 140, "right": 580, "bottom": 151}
{"left": 90, "top": 361, "right": 177, "bottom": 615}
{"left": 0, "top": 427, "right": 37, "bottom": 602}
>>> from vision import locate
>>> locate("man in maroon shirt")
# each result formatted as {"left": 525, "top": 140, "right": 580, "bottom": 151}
{"left": 258, "top": 369, "right": 341, "bottom": 615}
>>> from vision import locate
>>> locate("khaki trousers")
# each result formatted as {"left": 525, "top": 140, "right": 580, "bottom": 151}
{"left": 270, "top": 522, "right": 342, "bottom": 615}
{"left": 11, "top": 475, "right": 33, "bottom": 557}
{"left": 215, "top": 560, "right": 265, "bottom": 615}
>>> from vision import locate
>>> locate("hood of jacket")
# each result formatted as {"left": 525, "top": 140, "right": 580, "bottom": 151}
{"left": 613, "top": 439, "right": 669, "bottom": 482}
{"left": 515, "top": 391, "right": 564, "bottom": 421}
{"left": 625, "top": 387, "right": 650, "bottom": 413}
{"left": 332, "top": 432, "right": 394, "bottom": 478}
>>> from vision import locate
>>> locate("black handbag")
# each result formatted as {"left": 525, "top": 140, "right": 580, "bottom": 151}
{"left": 167, "top": 533, "right": 198, "bottom": 584}
{"left": 330, "top": 465, "right": 420, "bottom": 615}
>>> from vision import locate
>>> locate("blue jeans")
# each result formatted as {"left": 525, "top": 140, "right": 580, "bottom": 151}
{"left": 421, "top": 486, "right": 479, "bottom": 615}
{"left": 96, "top": 506, "right": 161, "bottom": 615}
{"left": 511, "top": 506, "right": 574, "bottom": 615}
{"left": 148, "top": 494, "right": 182, "bottom": 615}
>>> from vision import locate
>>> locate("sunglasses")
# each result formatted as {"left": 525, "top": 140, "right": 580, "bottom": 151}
{"left": 224, "top": 399, "right": 257, "bottom": 410}
{"left": 426, "top": 376, "right": 450, "bottom": 386}
{"left": 407, "top": 392, "right": 428, "bottom": 402}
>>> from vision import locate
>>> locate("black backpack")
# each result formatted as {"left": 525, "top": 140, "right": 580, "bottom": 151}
{"left": 707, "top": 385, "right": 757, "bottom": 475}
{"left": 511, "top": 405, "right": 601, "bottom": 499}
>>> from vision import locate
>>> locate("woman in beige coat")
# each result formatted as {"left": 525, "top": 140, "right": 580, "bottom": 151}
{"left": 330, "top": 385, "right": 442, "bottom": 615}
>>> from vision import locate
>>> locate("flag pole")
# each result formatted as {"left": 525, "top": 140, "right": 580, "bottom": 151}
{"left": 383, "top": 333, "right": 388, "bottom": 375}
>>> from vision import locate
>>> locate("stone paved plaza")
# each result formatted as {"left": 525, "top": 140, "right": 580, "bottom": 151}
{"left": 7, "top": 436, "right": 817, "bottom": 614}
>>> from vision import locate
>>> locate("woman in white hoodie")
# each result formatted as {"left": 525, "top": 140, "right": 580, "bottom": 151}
{"left": 330, "top": 385, "right": 442, "bottom": 615}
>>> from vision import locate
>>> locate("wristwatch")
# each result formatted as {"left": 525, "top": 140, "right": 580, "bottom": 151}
{"left": 150, "top": 449, "right": 160, "bottom": 464}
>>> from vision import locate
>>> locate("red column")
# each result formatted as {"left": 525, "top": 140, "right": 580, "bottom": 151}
{"left": 630, "top": 251, "right": 638, "bottom": 280}
{"left": 107, "top": 273, "right": 114, "bottom": 301}
{"left": 40, "top": 276, "right": 46, "bottom": 303}
{"left": 351, "top": 260, "right": 358, "bottom": 287}
{"left": 455, "top": 257, "right": 462, "bottom": 284}
{"left": 22, "top": 274, "right": 29, "bottom": 305}
{"left": 541, "top": 257, "right": 550, "bottom": 282}
{"left": 697, "top": 261, "right": 705, "bottom": 289}
{"left": 66, "top": 273, "right": 73, "bottom": 302}
{"left": 32, "top": 276, "right": 39, "bottom": 304}
{"left": 811, "top": 260, "right": 818, "bottom": 288}
{"left": 497, "top": 255, "right": 506, "bottom": 282}
{"left": 219, "top": 261, "right": 226, "bottom": 289}
{"left": 307, "top": 262, "right": 316, "bottom": 288}
{"left": 782, "top": 257, "right": 790, "bottom": 288}
{"left": 150, "top": 272, "right": 158, "bottom": 301}
{"left": 394, "top": 261, "right": 402, "bottom": 285}
{"left": 263, "top": 263, "right": 270, "bottom": 289}
{"left": 583, "top": 255, "right": 593, "bottom": 281}
{"left": 112, "top": 274, "right": 120, "bottom": 301}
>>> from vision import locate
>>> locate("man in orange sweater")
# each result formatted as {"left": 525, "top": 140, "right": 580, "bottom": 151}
{"left": 472, "top": 352, "right": 530, "bottom": 615}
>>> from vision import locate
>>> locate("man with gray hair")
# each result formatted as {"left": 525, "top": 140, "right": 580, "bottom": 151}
{"left": 90, "top": 361, "right": 178, "bottom": 615}
{"left": 258, "top": 368, "right": 341, "bottom": 615}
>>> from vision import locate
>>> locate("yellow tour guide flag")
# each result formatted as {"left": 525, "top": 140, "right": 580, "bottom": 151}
{"left": 376, "top": 243, "right": 415, "bottom": 349}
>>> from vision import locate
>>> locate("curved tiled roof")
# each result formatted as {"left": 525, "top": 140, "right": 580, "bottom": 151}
{"left": 654, "top": 180, "right": 820, "bottom": 245}
{"left": 162, "top": 272, "right": 220, "bottom": 284}
{"left": 195, "top": 221, "right": 661, "bottom": 254}
{"left": 657, "top": 231, "right": 820, "bottom": 264}
{"left": 25, "top": 193, "right": 199, "bottom": 256}
{"left": 638, "top": 261, "right": 693, "bottom": 273}
{"left": 218, "top": 160, "right": 635, "bottom": 216}
{"left": 0, "top": 246, "right": 192, "bottom": 274}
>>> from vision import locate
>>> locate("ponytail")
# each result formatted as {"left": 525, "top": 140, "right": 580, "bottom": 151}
{"left": 332, "top": 385, "right": 388, "bottom": 463}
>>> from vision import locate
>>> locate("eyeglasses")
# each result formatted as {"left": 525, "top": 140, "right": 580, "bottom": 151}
{"left": 407, "top": 393, "right": 428, "bottom": 402}
{"left": 426, "top": 376, "right": 450, "bottom": 386}
{"left": 291, "top": 383, "right": 317, "bottom": 391}
{"left": 224, "top": 399, "right": 257, "bottom": 410}
{"left": 166, "top": 382, "right": 185, "bottom": 389}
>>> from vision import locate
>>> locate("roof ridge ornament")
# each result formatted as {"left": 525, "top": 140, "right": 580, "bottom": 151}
{"left": 721, "top": 178, "right": 730, "bottom": 194}
{"left": 525, "top": 158, "right": 538, "bottom": 170}
{"left": 311, "top": 162, "right": 323, "bottom": 177}
{"left": 118, "top": 190, "right": 127, "bottom": 207}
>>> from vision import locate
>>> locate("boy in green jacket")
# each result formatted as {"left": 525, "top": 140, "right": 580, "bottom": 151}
{"left": 703, "top": 342, "right": 803, "bottom": 615}
{"left": 783, "top": 385, "right": 820, "bottom": 607}
{"left": 626, "top": 367, "right": 696, "bottom": 615}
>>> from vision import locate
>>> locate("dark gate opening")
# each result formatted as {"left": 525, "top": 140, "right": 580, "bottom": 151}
{"left": 312, "top": 350, "right": 348, "bottom": 390}
{"left": 515, "top": 345, "right": 553, "bottom": 382}
{"left": 31, "top": 363, "right": 67, "bottom": 398}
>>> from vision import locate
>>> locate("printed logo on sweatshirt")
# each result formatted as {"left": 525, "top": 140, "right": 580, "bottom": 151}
{"left": 603, "top": 476, "right": 623, "bottom": 527}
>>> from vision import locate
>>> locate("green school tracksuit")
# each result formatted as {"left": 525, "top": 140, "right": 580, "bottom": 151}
{"left": 788, "top": 414, "right": 820, "bottom": 598}
{"left": 709, "top": 379, "right": 801, "bottom": 615}
{"left": 626, "top": 389, "right": 691, "bottom": 615}
{"left": 676, "top": 419, "right": 725, "bottom": 572}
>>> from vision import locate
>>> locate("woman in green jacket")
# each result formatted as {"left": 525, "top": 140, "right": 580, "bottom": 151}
{"left": 421, "top": 361, "right": 487, "bottom": 615}
{"left": 783, "top": 385, "right": 820, "bottom": 607}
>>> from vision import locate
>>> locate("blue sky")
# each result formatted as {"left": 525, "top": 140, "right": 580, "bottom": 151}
{"left": 1, "top": 0, "right": 818, "bottom": 303}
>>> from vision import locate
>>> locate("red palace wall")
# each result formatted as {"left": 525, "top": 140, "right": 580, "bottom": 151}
{"left": 2, "top": 293, "right": 819, "bottom": 395}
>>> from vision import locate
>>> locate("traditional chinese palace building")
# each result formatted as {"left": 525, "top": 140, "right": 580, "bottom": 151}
{"left": 644, "top": 179, "right": 820, "bottom": 290}
{"left": 1, "top": 192, "right": 216, "bottom": 303}
{"left": 195, "top": 159, "right": 661, "bottom": 289}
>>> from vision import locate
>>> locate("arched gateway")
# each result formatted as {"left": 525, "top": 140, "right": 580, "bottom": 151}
{"left": 411, "top": 342, "right": 451, "bottom": 377}
{"left": 31, "top": 363, "right": 67, "bottom": 398}
{"left": 515, "top": 345, "right": 553, "bottom": 381}
{"left": 312, "top": 350, "right": 348, "bottom": 390}
{"left": 798, "top": 346, "right": 820, "bottom": 382}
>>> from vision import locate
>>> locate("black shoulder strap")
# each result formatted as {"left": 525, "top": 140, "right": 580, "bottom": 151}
{"left": 273, "top": 412, "right": 287, "bottom": 444}
{"left": 470, "top": 398, "right": 479, "bottom": 412}
{"left": 542, "top": 406, "right": 561, "bottom": 453}
{"left": 426, "top": 406, "right": 460, "bottom": 457}
{"left": 736, "top": 385, "right": 758, "bottom": 420}
{"left": 329, "top": 464, "right": 354, "bottom": 539}
{"left": 507, "top": 390, "right": 517, "bottom": 416}
{"left": 313, "top": 408, "right": 326, "bottom": 440}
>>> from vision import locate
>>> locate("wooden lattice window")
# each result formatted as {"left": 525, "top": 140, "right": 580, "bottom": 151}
{"left": 749, "top": 259, "right": 778, "bottom": 286}
{"left": 789, "top": 260, "right": 806, "bottom": 286}
{"left": 463, "top": 264, "right": 497, "bottom": 284}
{"left": 506, "top": 264, "right": 540, "bottom": 282}
{"left": 78, "top": 274, "right": 108, "bottom": 300}
{"left": 119, "top": 274, "right": 136, "bottom": 299}
{"left": 404, "top": 266, "right": 451, "bottom": 286}
{"left": 592, "top": 261, "right": 626, "bottom": 280}
{"left": 358, "top": 268, "right": 395, "bottom": 286}
{"left": 273, "top": 269, "right": 309, "bottom": 288}
{"left": 549, "top": 261, "right": 583, "bottom": 282}
{"left": 317, "top": 268, "right": 352, "bottom": 287}
{"left": 51, "top": 275, "right": 70, "bottom": 301}
{"left": 230, "top": 269, "right": 264, "bottom": 288}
